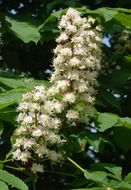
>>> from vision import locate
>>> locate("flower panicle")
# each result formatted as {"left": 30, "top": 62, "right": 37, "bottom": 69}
{"left": 11, "top": 8, "right": 103, "bottom": 174}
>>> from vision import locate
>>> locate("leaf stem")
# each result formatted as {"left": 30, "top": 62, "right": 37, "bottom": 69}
{"left": 5, "top": 165, "right": 25, "bottom": 172}
{"left": 2, "top": 159, "right": 12, "bottom": 163}
{"left": 67, "top": 157, "right": 85, "bottom": 173}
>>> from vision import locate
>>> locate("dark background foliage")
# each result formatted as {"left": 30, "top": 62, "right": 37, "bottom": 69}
{"left": 0, "top": 0, "right": 131, "bottom": 77}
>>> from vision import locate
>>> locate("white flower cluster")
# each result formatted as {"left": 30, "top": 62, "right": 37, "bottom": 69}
{"left": 51, "top": 8, "right": 102, "bottom": 123}
{"left": 12, "top": 8, "right": 102, "bottom": 174}
{"left": 12, "top": 86, "right": 64, "bottom": 174}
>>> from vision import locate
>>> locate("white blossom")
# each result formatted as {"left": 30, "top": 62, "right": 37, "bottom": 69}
{"left": 12, "top": 8, "right": 102, "bottom": 173}
{"left": 63, "top": 93, "right": 76, "bottom": 103}
{"left": 32, "top": 128, "right": 43, "bottom": 137}
{"left": 31, "top": 163, "right": 44, "bottom": 174}
{"left": 66, "top": 110, "right": 79, "bottom": 120}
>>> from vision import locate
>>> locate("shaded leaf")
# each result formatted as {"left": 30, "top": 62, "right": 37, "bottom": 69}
{"left": 0, "top": 88, "right": 27, "bottom": 110}
{"left": 105, "top": 165, "right": 122, "bottom": 181}
{"left": 0, "top": 77, "right": 50, "bottom": 90}
{"left": 113, "top": 127, "right": 131, "bottom": 152}
{"left": 115, "top": 13, "right": 131, "bottom": 28}
{"left": 0, "top": 181, "right": 9, "bottom": 190}
{"left": 0, "top": 107, "right": 17, "bottom": 124}
{"left": 124, "top": 172, "right": 131, "bottom": 183}
{"left": 0, "top": 121, "right": 4, "bottom": 136}
{"left": 0, "top": 170, "right": 28, "bottom": 190}
{"left": 84, "top": 170, "right": 108, "bottom": 184}
{"left": 5, "top": 16, "right": 40, "bottom": 43}
{"left": 97, "top": 112, "right": 118, "bottom": 132}
{"left": 99, "top": 89, "right": 121, "bottom": 111}
{"left": 107, "top": 69, "right": 131, "bottom": 87}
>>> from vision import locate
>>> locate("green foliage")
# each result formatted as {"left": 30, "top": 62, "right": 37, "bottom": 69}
{"left": 97, "top": 112, "right": 131, "bottom": 131}
{"left": 0, "top": 170, "right": 28, "bottom": 190}
{"left": 0, "top": 77, "right": 49, "bottom": 89}
{"left": 0, "top": 76, "right": 49, "bottom": 110}
{"left": 0, "top": 181, "right": 9, "bottom": 190}
{"left": 0, "top": 88, "right": 27, "bottom": 110}
{"left": 0, "top": 1, "right": 131, "bottom": 189}
{"left": 3, "top": 7, "right": 131, "bottom": 43}
{"left": 97, "top": 112, "right": 119, "bottom": 132}
{"left": 5, "top": 16, "right": 41, "bottom": 44}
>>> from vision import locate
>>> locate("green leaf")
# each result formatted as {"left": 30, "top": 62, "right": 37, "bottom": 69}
{"left": 86, "top": 132, "right": 110, "bottom": 152}
{"left": 124, "top": 172, "right": 131, "bottom": 183}
{"left": 39, "top": 9, "right": 65, "bottom": 33}
{"left": 107, "top": 69, "right": 131, "bottom": 87}
{"left": 0, "top": 108, "right": 17, "bottom": 124}
{"left": 80, "top": 7, "right": 118, "bottom": 22}
{"left": 105, "top": 166, "right": 122, "bottom": 181}
{"left": 97, "top": 112, "right": 119, "bottom": 132}
{"left": 74, "top": 102, "right": 86, "bottom": 112}
{"left": 69, "top": 131, "right": 110, "bottom": 153}
{"left": 114, "top": 13, "right": 131, "bottom": 28}
{"left": 0, "top": 88, "right": 27, "bottom": 110}
{"left": 99, "top": 89, "right": 121, "bottom": 111}
{"left": 0, "top": 170, "right": 28, "bottom": 190}
{"left": 0, "top": 77, "right": 49, "bottom": 90}
{"left": 119, "top": 117, "right": 131, "bottom": 128}
{"left": 90, "top": 163, "right": 122, "bottom": 181}
{"left": 84, "top": 170, "right": 108, "bottom": 184}
{"left": 118, "top": 181, "right": 131, "bottom": 190}
{"left": 124, "top": 55, "right": 131, "bottom": 64}
{"left": 5, "top": 16, "right": 41, "bottom": 43}
{"left": 93, "top": 8, "right": 118, "bottom": 22}
{"left": 112, "top": 8, "right": 131, "bottom": 13}
{"left": 113, "top": 127, "right": 131, "bottom": 152}
{"left": 0, "top": 121, "right": 4, "bottom": 136}
{"left": 0, "top": 181, "right": 9, "bottom": 190}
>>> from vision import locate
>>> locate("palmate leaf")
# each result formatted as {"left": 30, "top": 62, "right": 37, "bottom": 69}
{"left": 0, "top": 170, "right": 28, "bottom": 190}
{"left": 40, "top": 7, "right": 118, "bottom": 34}
{"left": 0, "top": 181, "right": 9, "bottom": 190}
{"left": 0, "top": 107, "right": 17, "bottom": 124}
{"left": 0, "top": 88, "right": 27, "bottom": 110}
{"left": 91, "top": 163, "right": 122, "bottom": 181}
{"left": 0, "top": 77, "right": 50, "bottom": 110}
{"left": 5, "top": 16, "right": 41, "bottom": 43}
{"left": 124, "top": 172, "right": 131, "bottom": 183}
{"left": 84, "top": 170, "right": 108, "bottom": 184}
{"left": 96, "top": 112, "right": 131, "bottom": 132}
{"left": 84, "top": 8, "right": 118, "bottom": 22}
{"left": 97, "top": 112, "right": 119, "bottom": 132}
{"left": 69, "top": 131, "right": 110, "bottom": 153}
{"left": 0, "top": 76, "right": 50, "bottom": 89}
{"left": 114, "top": 13, "right": 131, "bottom": 28}
{"left": 0, "top": 121, "right": 4, "bottom": 135}
{"left": 107, "top": 69, "right": 131, "bottom": 87}
{"left": 4, "top": 7, "right": 131, "bottom": 43}
{"left": 99, "top": 89, "right": 121, "bottom": 111}
{"left": 113, "top": 127, "right": 131, "bottom": 152}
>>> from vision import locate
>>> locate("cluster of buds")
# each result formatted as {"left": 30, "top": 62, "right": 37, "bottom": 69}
{"left": 12, "top": 8, "right": 102, "bottom": 174}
